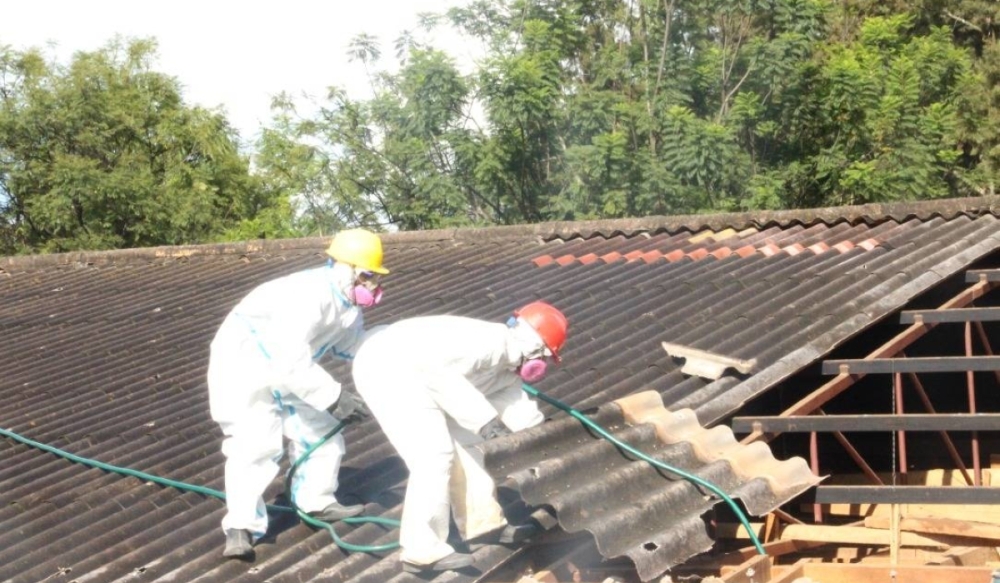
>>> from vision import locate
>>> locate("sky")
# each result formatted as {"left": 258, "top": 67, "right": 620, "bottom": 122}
{"left": 0, "top": 0, "right": 480, "bottom": 144}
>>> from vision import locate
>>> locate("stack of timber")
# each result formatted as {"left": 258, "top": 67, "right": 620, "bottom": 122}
{"left": 696, "top": 468, "right": 1000, "bottom": 583}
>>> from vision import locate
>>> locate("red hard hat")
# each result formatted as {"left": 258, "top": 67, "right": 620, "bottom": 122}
{"left": 515, "top": 301, "right": 568, "bottom": 361}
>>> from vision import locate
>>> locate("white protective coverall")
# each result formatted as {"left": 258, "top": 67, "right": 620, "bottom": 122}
{"left": 352, "top": 315, "right": 546, "bottom": 566}
{"left": 208, "top": 263, "right": 365, "bottom": 539}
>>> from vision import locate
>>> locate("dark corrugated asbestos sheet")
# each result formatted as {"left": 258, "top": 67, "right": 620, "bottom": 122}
{"left": 3, "top": 199, "right": 1000, "bottom": 583}
{"left": 481, "top": 391, "right": 821, "bottom": 581}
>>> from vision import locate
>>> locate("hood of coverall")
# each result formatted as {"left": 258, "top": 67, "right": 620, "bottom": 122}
{"left": 507, "top": 318, "right": 548, "bottom": 361}
{"left": 330, "top": 261, "right": 363, "bottom": 305}
{"left": 508, "top": 317, "right": 553, "bottom": 382}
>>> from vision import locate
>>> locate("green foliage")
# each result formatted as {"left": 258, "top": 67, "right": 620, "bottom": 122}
{"left": 0, "top": 38, "right": 282, "bottom": 254}
{"left": 253, "top": 44, "right": 484, "bottom": 233}
{"left": 242, "top": 0, "right": 1000, "bottom": 229}
{"left": 8, "top": 0, "right": 1000, "bottom": 250}
{"left": 256, "top": 0, "right": 990, "bottom": 226}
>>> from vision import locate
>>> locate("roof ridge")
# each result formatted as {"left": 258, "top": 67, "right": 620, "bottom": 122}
{"left": 3, "top": 195, "right": 998, "bottom": 269}
{"left": 0, "top": 237, "right": 330, "bottom": 270}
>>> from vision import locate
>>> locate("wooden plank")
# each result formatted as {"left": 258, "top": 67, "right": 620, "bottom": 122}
{"left": 967, "top": 270, "right": 1000, "bottom": 282}
{"left": 718, "top": 554, "right": 771, "bottom": 583}
{"left": 700, "top": 538, "right": 825, "bottom": 566}
{"left": 865, "top": 516, "right": 1000, "bottom": 542}
{"left": 714, "top": 522, "right": 766, "bottom": 540}
{"left": 808, "top": 502, "right": 1000, "bottom": 523}
{"left": 901, "top": 307, "right": 1000, "bottom": 324}
{"left": 816, "top": 486, "right": 1000, "bottom": 504}
{"left": 901, "top": 307, "right": 1000, "bottom": 325}
{"left": 768, "top": 560, "right": 809, "bottom": 583}
{"left": 824, "top": 469, "right": 990, "bottom": 487}
{"left": 823, "top": 356, "right": 1000, "bottom": 375}
{"left": 741, "top": 279, "right": 994, "bottom": 445}
{"left": 889, "top": 502, "right": 902, "bottom": 565}
{"left": 778, "top": 525, "right": 948, "bottom": 548}
{"left": 855, "top": 546, "right": 951, "bottom": 564}
{"left": 926, "top": 546, "right": 1000, "bottom": 566}
{"left": 732, "top": 413, "right": 1000, "bottom": 433}
{"left": 803, "top": 562, "right": 995, "bottom": 583}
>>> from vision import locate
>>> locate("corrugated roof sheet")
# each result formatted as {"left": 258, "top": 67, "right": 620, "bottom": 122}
{"left": 3, "top": 196, "right": 1000, "bottom": 582}
{"left": 481, "top": 391, "right": 821, "bottom": 581}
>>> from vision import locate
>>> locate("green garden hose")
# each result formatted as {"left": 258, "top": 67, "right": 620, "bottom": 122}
{"left": 0, "top": 422, "right": 401, "bottom": 552}
{"left": 521, "top": 383, "right": 767, "bottom": 555}
{"left": 0, "top": 383, "right": 765, "bottom": 557}
{"left": 284, "top": 421, "right": 400, "bottom": 552}
{"left": 0, "top": 424, "right": 239, "bottom": 504}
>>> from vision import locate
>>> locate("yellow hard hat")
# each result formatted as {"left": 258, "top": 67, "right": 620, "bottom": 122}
{"left": 325, "top": 229, "right": 389, "bottom": 274}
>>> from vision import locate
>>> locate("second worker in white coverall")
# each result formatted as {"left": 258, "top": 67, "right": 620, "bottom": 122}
{"left": 352, "top": 301, "right": 569, "bottom": 573}
{"left": 207, "top": 228, "right": 389, "bottom": 561}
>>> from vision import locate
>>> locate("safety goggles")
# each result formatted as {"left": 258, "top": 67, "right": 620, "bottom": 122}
{"left": 356, "top": 270, "right": 382, "bottom": 289}
{"left": 524, "top": 345, "right": 553, "bottom": 361}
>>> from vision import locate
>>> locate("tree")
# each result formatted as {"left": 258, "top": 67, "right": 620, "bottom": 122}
{"left": 255, "top": 40, "right": 487, "bottom": 232}
{"left": 256, "top": 0, "right": 993, "bottom": 229}
{"left": 0, "top": 37, "right": 288, "bottom": 254}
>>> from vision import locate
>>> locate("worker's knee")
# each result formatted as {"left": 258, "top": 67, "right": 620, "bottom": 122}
{"left": 224, "top": 436, "right": 282, "bottom": 466}
{"left": 221, "top": 420, "right": 283, "bottom": 465}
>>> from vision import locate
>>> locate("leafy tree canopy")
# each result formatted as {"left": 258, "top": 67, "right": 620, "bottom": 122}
{"left": 5, "top": 1, "right": 1000, "bottom": 254}
{"left": 256, "top": 0, "right": 1000, "bottom": 230}
{"left": 0, "top": 37, "right": 292, "bottom": 254}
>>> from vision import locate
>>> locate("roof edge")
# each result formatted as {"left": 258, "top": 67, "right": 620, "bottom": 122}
{"left": 0, "top": 237, "right": 331, "bottom": 270}
{"left": 388, "top": 195, "right": 1000, "bottom": 241}
{"left": 4, "top": 195, "right": 999, "bottom": 270}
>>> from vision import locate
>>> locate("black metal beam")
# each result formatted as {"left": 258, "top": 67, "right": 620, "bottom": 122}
{"left": 966, "top": 269, "right": 1000, "bottom": 282}
{"left": 732, "top": 414, "right": 1000, "bottom": 433}
{"left": 900, "top": 307, "right": 1000, "bottom": 324}
{"left": 822, "top": 356, "right": 1000, "bottom": 375}
{"left": 815, "top": 486, "right": 1000, "bottom": 504}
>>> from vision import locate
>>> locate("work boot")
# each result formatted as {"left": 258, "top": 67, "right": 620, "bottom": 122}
{"left": 223, "top": 529, "right": 254, "bottom": 560}
{"left": 401, "top": 552, "right": 475, "bottom": 573}
{"left": 308, "top": 501, "right": 365, "bottom": 522}
{"left": 499, "top": 522, "right": 540, "bottom": 544}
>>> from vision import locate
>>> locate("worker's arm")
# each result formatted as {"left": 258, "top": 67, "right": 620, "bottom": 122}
{"left": 326, "top": 317, "right": 366, "bottom": 361}
{"left": 488, "top": 381, "right": 544, "bottom": 431}
{"left": 424, "top": 371, "right": 499, "bottom": 434}
{"left": 246, "top": 302, "right": 342, "bottom": 412}
{"left": 274, "top": 349, "right": 342, "bottom": 412}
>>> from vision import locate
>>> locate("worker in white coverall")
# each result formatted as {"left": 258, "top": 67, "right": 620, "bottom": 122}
{"left": 207, "top": 228, "right": 389, "bottom": 561}
{"left": 352, "top": 301, "right": 569, "bottom": 573}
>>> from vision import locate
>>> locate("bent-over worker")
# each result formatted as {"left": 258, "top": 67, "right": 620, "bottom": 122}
{"left": 352, "top": 301, "right": 568, "bottom": 573}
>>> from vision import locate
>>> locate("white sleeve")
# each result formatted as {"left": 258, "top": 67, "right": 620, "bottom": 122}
{"left": 488, "top": 382, "right": 544, "bottom": 431}
{"left": 248, "top": 299, "right": 341, "bottom": 412}
{"left": 424, "top": 371, "right": 501, "bottom": 434}
{"left": 330, "top": 316, "right": 366, "bottom": 361}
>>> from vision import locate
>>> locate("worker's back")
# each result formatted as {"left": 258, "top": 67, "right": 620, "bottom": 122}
{"left": 357, "top": 315, "right": 515, "bottom": 376}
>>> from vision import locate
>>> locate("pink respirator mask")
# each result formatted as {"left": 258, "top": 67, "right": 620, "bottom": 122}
{"left": 509, "top": 315, "right": 550, "bottom": 382}
{"left": 353, "top": 271, "right": 383, "bottom": 307}
{"left": 518, "top": 358, "right": 548, "bottom": 383}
